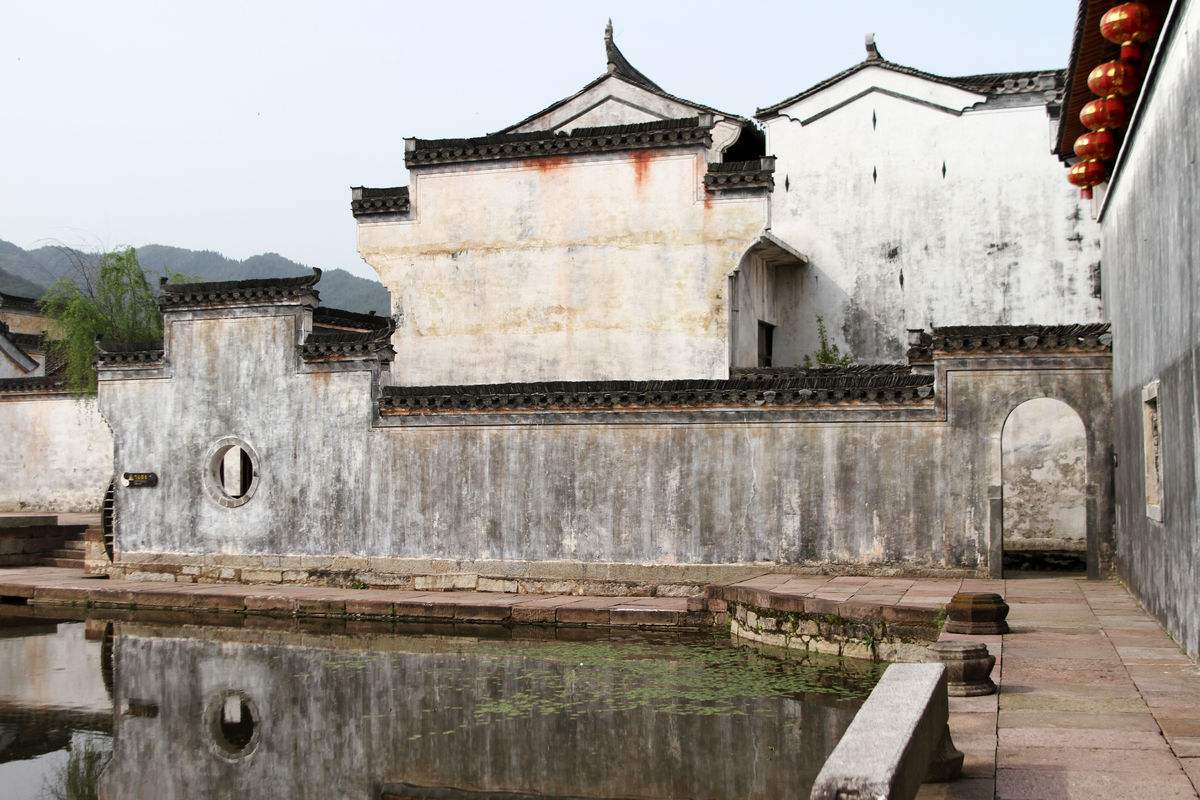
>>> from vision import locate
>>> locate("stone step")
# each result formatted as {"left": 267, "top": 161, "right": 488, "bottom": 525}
{"left": 58, "top": 541, "right": 87, "bottom": 552}
{"left": 47, "top": 549, "right": 85, "bottom": 560}
{"left": 37, "top": 557, "right": 84, "bottom": 569}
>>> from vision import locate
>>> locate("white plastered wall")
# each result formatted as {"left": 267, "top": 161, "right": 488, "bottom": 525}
{"left": 358, "top": 149, "right": 768, "bottom": 385}
{"left": 764, "top": 67, "right": 1103, "bottom": 362}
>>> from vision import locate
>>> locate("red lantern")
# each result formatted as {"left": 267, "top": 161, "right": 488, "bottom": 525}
{"left": 1074, "top": 130, "right": 1117, "bottom": 160}
{"left": 1087, "top": 60, "right": 1139, "bottom": 97}
{"left": 1100, "top": 3, "right": 1158, "bottom": 61}
{"left": 1081, "top": 96, "right": 1128, "bottom": 130}
{"left": 1068, "top": 159, "right": 1107, "bottom": 199}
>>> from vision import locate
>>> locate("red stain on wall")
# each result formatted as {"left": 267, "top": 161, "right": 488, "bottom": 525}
{"left": 526, "top": 155, "right": 571, "bottom": 173}
{"left": 630, "top": 150, "right": 655, "bottom": 188}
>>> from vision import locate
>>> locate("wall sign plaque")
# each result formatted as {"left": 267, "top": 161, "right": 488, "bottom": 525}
{"left": 122, "top": 472, "right": 158, "bottom": 488}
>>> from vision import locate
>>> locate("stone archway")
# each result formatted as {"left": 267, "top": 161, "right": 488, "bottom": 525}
{"left": 1001, "top": 397, "right": 1088, "bottom": 571}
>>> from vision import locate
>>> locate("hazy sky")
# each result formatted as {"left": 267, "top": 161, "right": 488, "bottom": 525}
{"left": 1, "top": 1, "right": 1079, "bottom": 279}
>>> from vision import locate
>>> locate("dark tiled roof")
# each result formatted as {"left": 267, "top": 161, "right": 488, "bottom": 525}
{"left": 312, "top": 306, "right": 392, "bottom": 332}
{"left": 604, "top": 19, "right": 662, "bottom": 93}
{"left": 351, "top": 186, "right": 410, "bottom": 218}
{"left": 0, "top": 375, "right": 66, "bottom": 395}
{"left": 41, "top": 345, "right": 66, "bottom": 377}
{"left": 731, "top": 364, "right": 933, "bottom": 388}
{"left": 300, "top": 322, "right": 396, "bottom": 362}
{"left": 757, "top": 58, "right": 1064, "bottom": 119}
{"left": 951, "top": 70, "right": 1065, "bottom": 95}
{"left": 0, "top": 292, "right": 41, "bottom": 313}
{"left": 407, "top": 117, "right": 713, "bottom": 168}
{"left": 6, "top": 330, "right": 44, "bottom": 352}
{"left": 96, "top": 340, "right": 165, "bottom": 368}
{"left": 907, "top": 323, "right": 1112, "bottom": 360}
{"left": 159, "top": 270, "right": 321, "bottom": 308}
{"left": 0, "top": 321, "right": 43, "bottom": 359}
{"left": 494, "top": 23, "right": 749, "bottom": 135}
{"left": 704, "top": 157, "right": 776, "bottom": 192}
{"left": 379, "top": 376, "right": 933, "bottom": 415}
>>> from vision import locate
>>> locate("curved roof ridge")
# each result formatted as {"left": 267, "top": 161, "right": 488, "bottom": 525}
{"left": 493, "top": 22, "right": 748, "bottom": 135}
{"left": 757, "top": 50, "right": 1065, "bottom": 121}
{"left": 604, "top": 19, "right": 662, "bottom": 92}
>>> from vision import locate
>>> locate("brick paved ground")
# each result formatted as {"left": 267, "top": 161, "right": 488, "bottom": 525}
{"left": 918, "top": 575, "right": 1200, "bottom": 800}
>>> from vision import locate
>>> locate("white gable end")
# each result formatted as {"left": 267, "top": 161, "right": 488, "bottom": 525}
{"left": 772, "top": 66, "right": 987, "bottom": 125}
{"left": 509, "top": 76, "right": 707, "bottom": 134}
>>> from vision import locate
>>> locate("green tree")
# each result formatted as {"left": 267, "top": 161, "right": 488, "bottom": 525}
{"left": 802, "top": 315, "right": 854, "bottom": 368}
{"left": 39, "top": 247, "right": 166, "bottom": 394}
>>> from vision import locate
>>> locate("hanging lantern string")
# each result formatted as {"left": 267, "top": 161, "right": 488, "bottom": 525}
{"left": 1066, "top": 2, "right": 1158, "bottom": 199}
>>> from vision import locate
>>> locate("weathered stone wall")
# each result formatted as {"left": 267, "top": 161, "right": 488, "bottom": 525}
{"left": 763, "top": 68, "right": 1103, "bottom": 363}
{"left": 0, "top": 307, "right": 55, "bottom": 337}
{"left": 1102, "top": 0, "right": 1200, "bottom": 658}
{"left": 0, "top": 394, "right": 113, "bottom": 512}
{"left": 102, "top": 624, "right": 856, "bottom": 799}
{"left": 1001, "top": 397, "right": 1087, "bottom": 552}
{"left": 97, "top": 305, "right": 1113, "bottom": 583}
{"left": 358, "top": 149, "right": 768, "bottom": 384}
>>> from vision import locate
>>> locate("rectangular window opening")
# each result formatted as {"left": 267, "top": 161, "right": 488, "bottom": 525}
{"left": 757, "top": 321, "right": 775, "bottom": 368}
{"left": 1142, "top": 380, "right": 1163, "bottom": 521}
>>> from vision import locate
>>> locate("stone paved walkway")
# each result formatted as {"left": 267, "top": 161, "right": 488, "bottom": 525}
{"left": 918, "top": 575, "right": 1200, "bottom": 800}
{"left": 0, "top": 566, "right": 714, "bottom": 626}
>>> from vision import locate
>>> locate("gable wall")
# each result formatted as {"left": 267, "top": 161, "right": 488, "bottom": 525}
{"left": 764, "top": 74, "right": 1103, "bottom": 363}
{"left": 508, "top": 76, "right": 704, "bottom": 133}
{"left": 359, "top": 150, "right": 768, "bottom": 384}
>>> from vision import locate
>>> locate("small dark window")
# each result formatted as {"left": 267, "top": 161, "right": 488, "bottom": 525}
{"left": 218, "top": 446, "right": 254, "bottom": 498}
{"left": 757, "top": 321, "right": 775, "bottom": 368}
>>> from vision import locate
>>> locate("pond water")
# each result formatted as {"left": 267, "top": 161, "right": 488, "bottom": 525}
{"left": 0, "top": 609, "right": 881, "bottom": 800}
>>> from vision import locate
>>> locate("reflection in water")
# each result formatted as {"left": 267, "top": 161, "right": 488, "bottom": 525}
{"left": 41, "top": 736, "right": 111, "bottom": 800}
{"left": 0, "top": 612, "right": 880, "bottom": 800}
{"left": 208, "top": 691, "right": 259, "bottom": 759}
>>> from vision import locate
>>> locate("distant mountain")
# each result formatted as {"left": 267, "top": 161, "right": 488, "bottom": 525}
{"left": 0, "top": 239, "right": 390, "bottom": 314}
{"left": 0, "top": 265, "right": 46, "bottom": 299}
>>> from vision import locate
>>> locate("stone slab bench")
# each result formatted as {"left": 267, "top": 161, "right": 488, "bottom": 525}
{"left": 810, "top": 663, "right": 962, "bottom": 800}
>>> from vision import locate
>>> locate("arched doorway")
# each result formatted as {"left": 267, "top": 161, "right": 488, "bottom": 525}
{"left": 1001, "top": 398, "right": 1088, "bottom": 573}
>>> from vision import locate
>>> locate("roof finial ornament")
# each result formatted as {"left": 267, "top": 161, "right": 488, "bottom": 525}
{"left": 605, "top": 19, "right": 616, "bottom": 74}
{"left": 865, "top": 32, "right": 883, "bottom": 62}
{"left": 600, "top": 18, "right": 664, "bottom": 91}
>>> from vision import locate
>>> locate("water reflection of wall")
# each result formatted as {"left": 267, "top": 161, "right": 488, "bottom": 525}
{"left": 102, "top": 626, "right": 859, "bottom": 800}
{"left": 0, "top": 621, "right": 111, "bottom": 714}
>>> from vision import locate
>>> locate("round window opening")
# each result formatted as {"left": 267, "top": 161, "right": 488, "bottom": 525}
{"left": 206, "top": 690, "right": 260, "bottom": 759}
{"left": 204, "top": 437, "right": 260, "bottom": 508}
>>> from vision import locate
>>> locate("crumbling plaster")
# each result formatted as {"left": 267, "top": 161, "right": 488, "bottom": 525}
{"left": 358, "top": 149, "right": 768, "bottom": 384}
{"left": 1001, "top": 397, "right": 1087, "bottom": 552}
{"left": 98, "top": 305, "right": 1113, "bottom": 579}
